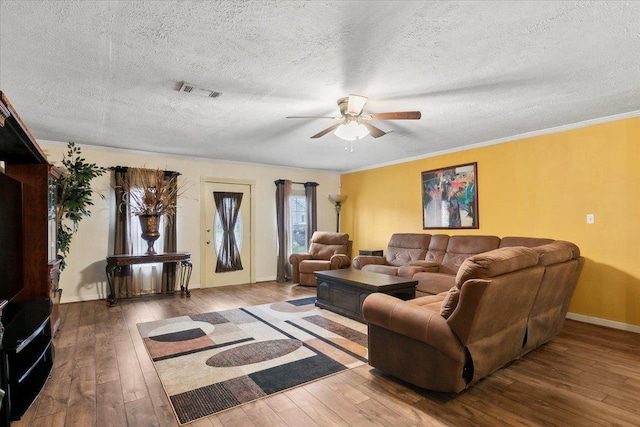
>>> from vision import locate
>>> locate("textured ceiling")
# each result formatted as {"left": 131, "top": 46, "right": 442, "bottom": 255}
{"left": 1, "top": 1, "right": 639, "bottom": 172}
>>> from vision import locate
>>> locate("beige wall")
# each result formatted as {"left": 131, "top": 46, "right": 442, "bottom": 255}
{"left": 41, "top": 141, "right": 340, "bottom": 303}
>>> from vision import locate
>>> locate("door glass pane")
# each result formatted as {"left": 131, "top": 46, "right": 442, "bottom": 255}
{"left": 214, "top": 213, "right": 243, "bottom": 255}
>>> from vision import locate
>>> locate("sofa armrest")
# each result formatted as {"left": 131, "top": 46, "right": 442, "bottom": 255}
{"left": 409, "top": 261, "right": 441, "bottom": 272}
{"left": 362, "top": 293, "right": 463, "bottom": 360}
{"left": 289, "top": 253, "right": 312, "bottom": 264}
{"left": 353, "top": 255, "right": 387, "bottom": 270}
{"left": 289, "top": 253, "right": 313, "bottom": 283}
{"left": 330, "top": 254, "right": 351, "bottom": 269}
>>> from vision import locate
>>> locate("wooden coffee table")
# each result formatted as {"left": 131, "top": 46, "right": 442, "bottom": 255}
{"left": 315, "top": 269, "right": 417, "bottom": 323}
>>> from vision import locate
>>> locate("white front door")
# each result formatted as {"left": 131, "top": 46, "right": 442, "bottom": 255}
{"left": 202, "top": 180, "right": 253, "bottom": 287}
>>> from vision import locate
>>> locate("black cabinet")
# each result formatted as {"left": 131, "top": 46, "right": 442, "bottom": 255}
{"left": 0, "top": 299, "right": 54, "bottom": 426}
{"left": 358, "top": 249, "right": 383, "bottom": 256}
{"left": 1, "top": 92, "right": 57, "bottom": 426}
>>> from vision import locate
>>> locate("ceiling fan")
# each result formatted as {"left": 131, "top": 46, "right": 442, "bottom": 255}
{"left": 286, "top": 94, "right": 421, "bottom": 140}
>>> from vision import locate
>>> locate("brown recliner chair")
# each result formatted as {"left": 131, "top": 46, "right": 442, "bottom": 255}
{"left": 289, "top": 231, "right": 351, "bottom": 286}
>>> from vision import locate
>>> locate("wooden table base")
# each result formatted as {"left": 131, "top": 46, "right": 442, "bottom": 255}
{"left": 105, "top": 252, "right": 192, "bottom": 305}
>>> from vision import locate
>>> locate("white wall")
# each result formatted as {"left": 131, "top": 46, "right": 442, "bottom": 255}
{"left": 40, "top": 141, "right": 341, "bottom": 303}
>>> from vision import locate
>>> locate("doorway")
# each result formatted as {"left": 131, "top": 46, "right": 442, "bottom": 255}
{"left": 201, "top": 178, "right": 255, "bottom": 287}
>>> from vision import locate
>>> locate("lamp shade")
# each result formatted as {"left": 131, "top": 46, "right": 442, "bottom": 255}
{"left": 328, "top": 194, "right": 348, "bottom": 205}
{"left": 334, "top": 122, "right": 369, "bottom": 141}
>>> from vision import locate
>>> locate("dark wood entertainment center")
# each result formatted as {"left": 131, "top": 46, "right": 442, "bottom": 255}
{"left": 0, "top": 92, "right": 59, "bottom": 425}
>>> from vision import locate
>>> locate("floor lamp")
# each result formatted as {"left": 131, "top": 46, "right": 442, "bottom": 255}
{"left": 328, "top": 194, "right": 348, "bottom": 232}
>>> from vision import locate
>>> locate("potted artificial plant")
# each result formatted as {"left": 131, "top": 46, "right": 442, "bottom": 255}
{"left": 56, "top": 142, "right": 106, "bottom": 269}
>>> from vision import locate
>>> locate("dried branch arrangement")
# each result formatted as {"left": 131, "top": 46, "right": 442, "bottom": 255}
{"left": 117, "top": 168, "right": 184, "bottom": 216}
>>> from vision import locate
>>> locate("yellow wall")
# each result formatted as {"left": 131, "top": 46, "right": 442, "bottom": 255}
{"left": 341, "top": 116, "right": 640, "bottom": 326}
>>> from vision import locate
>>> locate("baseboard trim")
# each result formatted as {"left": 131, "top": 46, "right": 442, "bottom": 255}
{"left": 61, "top": 293, "right": 102, "bottom": 304}
{"left": 60, "top": 283, "right": 203, "bottom": 304}
{"left": 566, "top": 312, "right": 640, "bottom": 333}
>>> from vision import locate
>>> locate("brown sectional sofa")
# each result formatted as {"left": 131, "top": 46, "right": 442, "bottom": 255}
{"left": 353, "top": 233, "right": 555, "bottom": 296}
{"left": 361, "top": 240, "right": 584, "bottom": 393}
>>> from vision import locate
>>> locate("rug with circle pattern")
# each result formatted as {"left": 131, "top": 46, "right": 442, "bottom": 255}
{"left": 137, "top": 297, "right": 368, "bottom": 424}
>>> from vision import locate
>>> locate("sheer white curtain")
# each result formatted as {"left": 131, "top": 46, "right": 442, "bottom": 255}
{"left": 275, "top": 179, "right": 292, "bottom": 282}
{"left": 130, "top": 198, "right": 165, "bottom": 295}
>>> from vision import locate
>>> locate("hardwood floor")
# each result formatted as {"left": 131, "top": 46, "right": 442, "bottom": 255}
{"left": 13, "top": 282, "right": 640, "bottom": 426}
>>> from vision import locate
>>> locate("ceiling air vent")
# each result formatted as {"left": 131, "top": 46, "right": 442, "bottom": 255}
{"left": 177, "top": 82, "right": 221, "bottom": 98}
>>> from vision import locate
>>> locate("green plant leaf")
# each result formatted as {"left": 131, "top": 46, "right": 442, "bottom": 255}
{"left": 55, "top": 142, "right": 106, "bottom": 270}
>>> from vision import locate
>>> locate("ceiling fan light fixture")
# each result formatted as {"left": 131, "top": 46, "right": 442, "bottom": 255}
{"left": 347, "top": 95, "right": 368, "bottom": 115}
{"left": 334, "top": 122, "right": 369, "bottom": 141}
{"left": 337, "top": 94, "right": 368, "bottom": 116}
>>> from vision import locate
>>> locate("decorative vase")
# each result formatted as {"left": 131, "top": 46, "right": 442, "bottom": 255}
{"left": 139, "top": 214, "right": 161, "bottom": 254}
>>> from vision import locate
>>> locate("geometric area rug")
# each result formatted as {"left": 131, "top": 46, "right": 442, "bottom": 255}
{"left": 137, "top": 297, "right": 368, "bottom": 424}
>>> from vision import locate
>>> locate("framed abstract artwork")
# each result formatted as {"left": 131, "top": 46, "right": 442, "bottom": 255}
{"left": 421, "top": 162, "right": 478, "bottom": 229}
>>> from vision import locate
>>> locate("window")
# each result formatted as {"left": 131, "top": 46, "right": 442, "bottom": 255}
{"left": 130, "top": 202, "right": 165, "bottom": 294}
{"left": 289, "top": 194, "right": 307, "bottom": 253}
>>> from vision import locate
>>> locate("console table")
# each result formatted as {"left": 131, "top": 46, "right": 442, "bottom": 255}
{"left": 105, "top": 252, "right": 192, "bottom": 305}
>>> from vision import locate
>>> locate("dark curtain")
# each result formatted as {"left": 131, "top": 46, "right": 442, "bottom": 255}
{"left": 304, "top": 182, "right": 318, "bottom": 248}
{"left": 113, "top": 167, "right": 132, "bottom": 297}
{"left": 214, "top": 191, "right": 244, "bottom": 272}
{"left": 161, "top": 172, "right": 179, "bottom": 292}
{"left": 275, "top": 179, "right": 292, "bottom": 282}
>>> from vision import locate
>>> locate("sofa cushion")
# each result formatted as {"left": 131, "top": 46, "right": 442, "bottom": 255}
{"left": 439, "top": 235, "right": 501, "bottom": 275}
{"left": 424, "top": 234, "right": 450, "bottom": 264}
{"left": 407, "top": 294, "right": 446, "bottom": 312}
{"left": 397, "top": 265, "right": 424, "bottom": 278}
{"left": 499, "top": 236, "right": 554, "bottom": 248}
{"left": 298, "top": 259, "right": 331, "bottom": 273}
{"left": 440, "top": 286, "right": 460, "bottom": 319}
{"left": 309, "top": 243, "right": 348, "bottom": 260}
{"left": 308, "top": 231, "right": 349, "bottom": 260}
{"left": 362, "top": 264, "right": 399, "bottom": 276}
{"left": 385, "top": 233, "right": 431, "bottom": 267}
{"left": 414, "top": 272, "right": 456, "bottom": 295}
{"left": 555, "top": 240, "right": 581, "bottom": 258}
{"left": 455, "top": 246, "right": 539, "bottom": 287}
{"left": 533, "top": 242, "right": 574, "bottom": 266}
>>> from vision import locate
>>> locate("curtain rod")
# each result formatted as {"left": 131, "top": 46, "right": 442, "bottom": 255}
{"left": 275, "top": 179, "right": 319, "bottom": 186}
{"left": 109, "top": 166, "right": 181, "bottom": 176}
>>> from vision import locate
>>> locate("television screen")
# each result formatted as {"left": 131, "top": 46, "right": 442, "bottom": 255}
{"left": 0, "top": 172, "right": 24, "bottom": 302}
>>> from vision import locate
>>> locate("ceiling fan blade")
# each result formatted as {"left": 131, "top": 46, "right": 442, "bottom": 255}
{"left": 347, "top": 95, "right": 368, "bottom": 115}
{"left": 311, "top": 123, "right": 342, "bottom": 139}
{"left": 362, "top": 122, "right": 386, "bottom": 138}
{"left": 286, "top": 116, "right": 340, "bottom": 119}
{"left": 368, "top": 111, "right": 422, "bottom": 120}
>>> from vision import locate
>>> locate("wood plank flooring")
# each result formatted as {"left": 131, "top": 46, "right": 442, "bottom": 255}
{"left": 13, "top": 281, "right": 640, "bottom": 426}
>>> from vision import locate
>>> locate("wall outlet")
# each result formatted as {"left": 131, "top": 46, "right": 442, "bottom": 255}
{"left": 586, "top": 214, "right": 595, "bottom": 224}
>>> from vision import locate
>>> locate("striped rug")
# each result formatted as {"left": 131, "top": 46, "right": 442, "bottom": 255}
{"left": 137, "top": 297, "right": 368, "bottom": 424}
